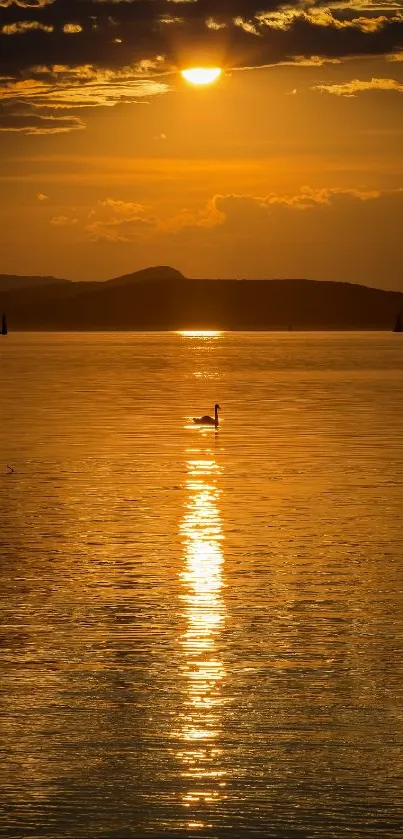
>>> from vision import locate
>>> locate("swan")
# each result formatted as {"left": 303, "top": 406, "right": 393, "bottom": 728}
{"left": 193, "top": 404, "right": 220, "bottom": 427}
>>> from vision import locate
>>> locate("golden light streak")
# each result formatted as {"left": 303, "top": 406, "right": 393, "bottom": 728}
{"left": 176, "top": 330, "right": 223, "bottom": 338}
{"left": 176, "top": 451, "right": 226, "bottom": 818}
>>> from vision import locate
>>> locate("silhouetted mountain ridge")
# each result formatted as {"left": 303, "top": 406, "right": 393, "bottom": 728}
{"left": 0, "top": 274, "right": 69, "bottom": 292}
{"left": 104, "top": 266, "right": 186, "bottom": 286}
{"left": 1, "top": 269, "right": 402, "bottom": 330}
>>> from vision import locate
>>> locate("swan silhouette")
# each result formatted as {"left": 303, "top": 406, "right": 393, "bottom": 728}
{"left": 193, "top": 404, "right": 220, "bottom": 427}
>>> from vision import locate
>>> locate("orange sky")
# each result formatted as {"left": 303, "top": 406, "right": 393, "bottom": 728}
{"left": 0, "top": 1, "right": 402, "bottom": 289}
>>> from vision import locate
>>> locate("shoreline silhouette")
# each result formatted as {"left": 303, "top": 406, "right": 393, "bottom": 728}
{"left": 1, "top": 267, "right": 403, "bottom": 331}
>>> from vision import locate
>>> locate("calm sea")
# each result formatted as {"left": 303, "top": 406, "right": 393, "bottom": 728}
{"left": 1, "top": 332, "right": 402, "bottom": 839}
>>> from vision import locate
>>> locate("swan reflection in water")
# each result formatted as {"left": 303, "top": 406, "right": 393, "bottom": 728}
{"left": 177, "top": 450, "right": 227, "bottom": 826}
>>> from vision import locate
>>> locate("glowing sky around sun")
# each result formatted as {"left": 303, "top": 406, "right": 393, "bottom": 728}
{"left": 181, "top": 69, "right": 222, "bottom": 86}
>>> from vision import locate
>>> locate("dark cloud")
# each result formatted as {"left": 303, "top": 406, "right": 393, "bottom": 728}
{"left": 1, "top": 1, "right": 402, "bottom": 129}
{"left": 0, "top": 102, "right": 85, "bottom": 133}
{"left": 0, "top": 1, "right": 402, "bottom": 74}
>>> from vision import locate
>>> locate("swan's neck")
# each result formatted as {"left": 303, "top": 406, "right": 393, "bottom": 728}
{"left": 215, "top": 406, "right": 219, "bottom": 425}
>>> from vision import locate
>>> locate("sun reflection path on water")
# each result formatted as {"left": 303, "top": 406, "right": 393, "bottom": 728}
{"left": 177, "top": 451, "right": 227, "bottom": 822}
{"left": 176, "top": 331, "right": 223, "bottom": 339}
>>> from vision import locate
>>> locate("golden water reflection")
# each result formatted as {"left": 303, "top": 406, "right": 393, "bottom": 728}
{"left": 176, "top": 330, "right": 223, "bottom": 338}
{"left": 177, "top": 451, "right": 226, "bottom": 819}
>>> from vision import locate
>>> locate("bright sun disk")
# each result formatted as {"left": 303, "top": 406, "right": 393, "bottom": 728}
{"left": 181, "top": 68, "right": 222, "bottom": 86}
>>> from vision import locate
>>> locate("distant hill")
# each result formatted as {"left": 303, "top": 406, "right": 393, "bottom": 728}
{"left": 1, "top": 267, "right": 402, "bottom": 330}
{"left": 104, "top": 265, "right": 186, "bottom": 286}
{"left": 0, "top": 274, "right": 69, "bottom": 293}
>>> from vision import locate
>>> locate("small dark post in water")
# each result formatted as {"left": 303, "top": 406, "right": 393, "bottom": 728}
{"left": 1, "top": 313, "right": 7, "bottom": 335}
{"left": 393, "top": 313, "right": 402, "bottom": 333}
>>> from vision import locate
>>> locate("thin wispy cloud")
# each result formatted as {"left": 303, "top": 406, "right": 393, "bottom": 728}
{"left": 0, "top": 63, "right": 169, "bottom": 133}
{"left": 0, "top": 106, "right": 85, "bottom": 133}
{"left": 313, "top": 76, "right": 403, "bottom": 94}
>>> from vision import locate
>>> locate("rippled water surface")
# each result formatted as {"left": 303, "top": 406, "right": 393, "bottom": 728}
{"left": 1, "top": 332, "right": 403, "bottom": 838}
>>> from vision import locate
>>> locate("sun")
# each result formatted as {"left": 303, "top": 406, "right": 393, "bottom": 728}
{"left": 181, "top": 68, "right": 222, "bottom": 86}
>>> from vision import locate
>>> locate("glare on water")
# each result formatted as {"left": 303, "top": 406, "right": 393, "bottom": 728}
{"left": 0, "top": 331, "right": 403, "bottom": 838}
{"left": 177, "top": 452, "right": 226, "bottom": 819}
{"left": 177, "top": 330, "right": 223, "bottom": 338}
